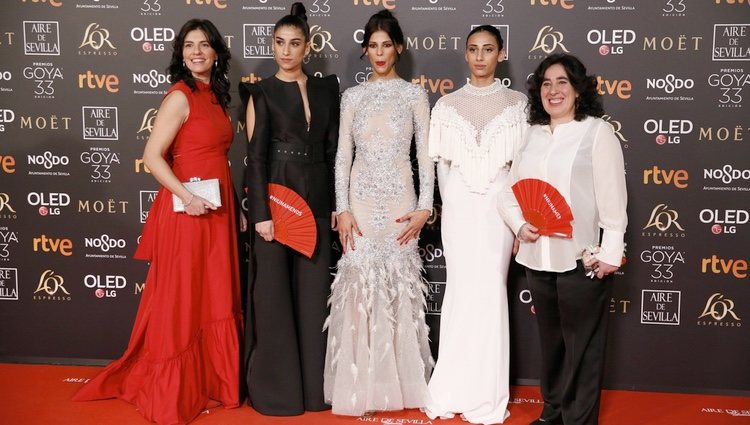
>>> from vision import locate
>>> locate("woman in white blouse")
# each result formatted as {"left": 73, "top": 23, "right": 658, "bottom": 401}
{"left": 499, "top": 53, "right": 627, "bottom": 425}
{"left": 426, "top": 25, "right": 527, "bottom": 424}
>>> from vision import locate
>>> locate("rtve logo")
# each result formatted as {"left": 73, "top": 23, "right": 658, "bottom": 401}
{"left": 412, "top": 75, "right": 454, "bottom": 96}
{"left": 701, "top": 255, "right": 748, "bottom": 279}
{"left": 597, "top": 76, "right": 632, "bottom": 99}
{"left": 185, "top": 0, "right": 227, "bottom": 8}
{"left": 78, "top": 70, "right": 119, "bottom": 93}
{"left": 22, "top": 0, "right": 63, "bottom": 6}
{"left": 530, "top": 0, "right": 574, "bottom": 9}
{"left": 714, "top": 0, "right": 750, "bottom": 5}
{"left": 353, "top": 0, "right": 396, "bottom": 10}
{"left": 0, "top": 155, "right": 16, "bottom": 174}
{"left": 643, "top": 166, "right": 688, "bottom": 188}
{"left": 33, "top": 234, "right": 73, "bottom": 256}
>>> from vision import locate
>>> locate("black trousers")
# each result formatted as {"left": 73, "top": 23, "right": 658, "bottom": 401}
{"left": 526, "top": 262, "right": 612, "bottom": 425}
{"left": 244, "top": 218, "right": 332, "bottom": 415}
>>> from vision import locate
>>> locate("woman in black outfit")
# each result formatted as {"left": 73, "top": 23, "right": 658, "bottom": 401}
{"left": 240, "top": 2, "right": 340, "bottom": 416}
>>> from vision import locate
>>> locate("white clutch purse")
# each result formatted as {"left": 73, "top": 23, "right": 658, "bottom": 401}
{"left": 173, "top": 178, "right": 222, "bottom": 212}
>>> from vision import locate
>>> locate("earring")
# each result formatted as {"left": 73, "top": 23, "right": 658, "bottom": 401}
{"left": 214, "top": 60, "right": 218, "bottom": 68}
{"left": 183, "top": 61, "right": 186, "bottom": 68}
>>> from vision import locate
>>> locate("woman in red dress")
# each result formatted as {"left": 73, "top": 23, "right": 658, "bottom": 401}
{"left": 73, "top": 19, "right": 244, "bottom": 425}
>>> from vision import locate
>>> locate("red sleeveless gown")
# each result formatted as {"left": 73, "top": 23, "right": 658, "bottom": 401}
{"left": 73, "top": 80, "right": 242, "bottom": 425}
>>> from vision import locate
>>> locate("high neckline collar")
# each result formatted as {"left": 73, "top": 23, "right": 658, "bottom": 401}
{"left": 463, "top": 78, "right": 504, "bottom": 96}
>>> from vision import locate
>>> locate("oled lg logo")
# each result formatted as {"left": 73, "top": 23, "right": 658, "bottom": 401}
{"left": 130, "top": 27, "right": 175, "bottom": 53}
{"left": 84, "top": 274, "right": 127, "bottom": 298}
{"left": 587, "top": 29, "right": 635, "bottom": 55}
{"left": 643, "top": 119, "right": 692, "bottom": 145}
{"left": 700, "top": 209, "right": 748, "bottom": 235}
{"left": 0, "top": 109, "right": 16, "bottom": 132}
{"left": 27, "top": 192, "right": 70, "bottom": 216}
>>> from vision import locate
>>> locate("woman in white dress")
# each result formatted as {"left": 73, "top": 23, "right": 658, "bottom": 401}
{"left": 425, "top": 25, "right": 527, "bottom": 425}
{"left": 323, "top": 10, "right": 435, "bottom": 417}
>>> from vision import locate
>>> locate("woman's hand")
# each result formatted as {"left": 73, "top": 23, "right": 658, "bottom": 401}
{"left": 518, "top": 223, "right": 540, "bottom": 243}
{"left": 240, "top": 213, "right": 248, "bottom": 232}
{"left": 184, "top": 195, "right": 217, "bottom": 217}
{"left": 330, "top": 211, "right": 338, "bottom": 231}
{"left": 336, "top": 211, "right": 361, "bottom": 253}
{"left": 255, "top": 220, "right": 274, "bottom": 242}
{"left": 594, "top": 260, "right": 619, "bottom": 280}
{"left": 396, "top": 209, "right": 430, "bottom": 245}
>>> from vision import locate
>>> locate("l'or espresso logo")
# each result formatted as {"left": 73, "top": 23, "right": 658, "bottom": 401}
{"left": 78, "top": 198, "right": 128, "bottom": 214}
{"left": 640, "top": 245, "right": 685, "bottom": 284}
{"left": 130, "top": 26, "right": 175, "bottom": 53}
{"left": 307, "top": 25, "right": 339, "bottom": 60}
{"left": 78, "top": 23, "right": 117, "bottom": 56}
{"left": 700, "top": 208, "right": 748, "bottom": 235}
{"left": 0, "top": 227, "right": 19, "bottom": 262}
{"left": 26, "top": 151, "right": 71, "bottom": 177}
{"left": 708, "top": 68, "right": 748, "bottom": 108}
{"left": 529, "top": 0, "right": 573, "bottom": 9}
{"left": 136, "top": 108, "right": 158, "bottom": 141}
{"left": 713, "top": 24, "right": 749, "bottom": 61}
{"left": 0, "top": 109, "right": 14, "bottom": 132}
{"left": 588, "top": 29, "right": 635, "bottom": 56}
{"left": 597, "top": 75, "right": 632, "bottom": 99}
{"left": 27, "top": 191, "right": 70, "bottom": 216}
{"left": 643, "top": 119, "right": 692, "bottom": 145}
{"left": 84, "top": 234, "right": 127, "bottom": 259}
{"left": 34, "top": 269, "right": 71, "bottom": 301}
{"left": 602, "top": 115, "right": 629, "bottom": 148}
{"left": 642, "top": 203, "right": 686, "bottom": 237}
{"left": 698, "top": 293, "right": 741, "bottom": 327}
{"left": 82, "top": 106, "right": 118, "bottom": 140}
{"left": 185, "top": 0, "right": 227, "bottom": 9}
{"left": 23, "top": 62, "right": 63, "bottom": 98}
{"left": 81, "top": 147, "right": 120, "bottom": 183}
{"left": 662, "top": 0, "right": 686, "bottom": 17}
{"left": 643, "top": 166, "right": 688, "bottom": 188}
{"left": 352, "top": 0, "right": 396, "bottom": 10}
{"left": 528, "top": 25, "right": 570, "bottom": 59}
{"left": 243, "top": 24, "right": 274, "bottom": 59}
{"left": 641, "top": 290, "right": 680, "bottom": 325}
{"left": 140, "top": 190, "right": 158, "bottom": 223}
{"left": 642, "top": 33, "right": 702, "bottom": 52}
{"left": 23, "top": 21, "right": 60, "bottom": 55}
{"left": 0, "top": 193, "right": 18, "bottom": 220}
{"left": 699, "top": 125, "right": 748, "bottom": 142}
{"left": 32, "top": 234, "right": 73, "bottom": 256}
{"left": 701, "top": 255, "right": 748, "bottom": 279}
{"left": 85, "top": 274, "right": 127, "bottom": 299}
{"left": 0, "top": 267, "right": 19, "bottom": 300}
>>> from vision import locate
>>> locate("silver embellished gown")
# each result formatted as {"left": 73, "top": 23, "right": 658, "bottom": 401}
{"left": 324, "top": 78, "right": 435, "bottom": 416}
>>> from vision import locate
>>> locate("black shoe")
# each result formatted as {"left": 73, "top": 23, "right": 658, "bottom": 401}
{"left": 530, "top": 416, "right": 563, "bottom": 425}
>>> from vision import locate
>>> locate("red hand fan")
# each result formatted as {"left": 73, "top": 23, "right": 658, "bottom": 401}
{"left": 511, "top": 178, "right": 574, "bottom": 238}
{"left": 267, "top": 183, "right": 317, "bottom": 258}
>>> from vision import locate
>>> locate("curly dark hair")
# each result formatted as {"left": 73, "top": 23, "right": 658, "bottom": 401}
{"left": 275, "top": 2, "right": 310, "bottom": 41}
{"left": 359, "top": 9, "right": 404, "bottom": 60}
{"left": 527, "top": 53, "right": 604, "bottom": 125}
{"left": 167, "top": 19, "right": 231, "bottom": 111}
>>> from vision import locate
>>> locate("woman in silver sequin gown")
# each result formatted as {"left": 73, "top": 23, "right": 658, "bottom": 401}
{"left": 323, "top": 10, "right": 435, "bottom": 416}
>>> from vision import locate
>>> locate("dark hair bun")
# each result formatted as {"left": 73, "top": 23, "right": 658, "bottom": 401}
{"left": 290, "top": 2, "right": 307, "bottom": 22}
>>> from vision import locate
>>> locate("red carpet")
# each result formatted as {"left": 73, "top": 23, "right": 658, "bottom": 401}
{"left": 0, "top": 363, "right": 747, "bottom": 424}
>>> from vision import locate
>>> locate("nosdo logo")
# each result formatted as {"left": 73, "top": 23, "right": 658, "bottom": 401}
{"left": 185, "top": 0, "right": 227, "bottom": 9}
{"left": 132, "top": 70, "right": 170, "bottom": 89}
{"left": 27, "top": 151, "right": 69, "bottom": 169}
{"left": 130, "top": 27, "right": 175, "bottom": 53}
{"left": 587, "top": 29, "right": 635, "bottom": 56}
{"left": 703, "top": 164, "right": 750, "bottom": 185}
{"left": 530, "top": 0, "right": 574, "bottom": 9}
{"left": 700, "top": 208, "right": 748, "bottom": 235}
{"left": 84, "top": 234, "right": 126, "bottom": 252}
{"left": 352, "top": 0, "right": 396, "bottom": 10}
{"left": 418, "top": 243, "right": 443, "bottom": 263}
{"left": 646, "top": 74, "right": 694, "bottom": 94}
{"left": 643, "top": 119, "right": 693, "bottom": 145}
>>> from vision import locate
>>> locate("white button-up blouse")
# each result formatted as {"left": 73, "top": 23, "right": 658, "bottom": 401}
{"left": 499, "top": 116, "right": 628, "bottom": 273}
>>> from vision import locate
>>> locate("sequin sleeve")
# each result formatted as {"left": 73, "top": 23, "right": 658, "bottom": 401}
{"left": 334, "top": 89, "right": 355, "bottom": 213}
{"left": 413, "top": 87, "right": 434, "bottom": 211}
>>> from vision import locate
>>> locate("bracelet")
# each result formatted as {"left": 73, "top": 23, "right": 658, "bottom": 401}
{"left": 184, "top": 193, "right": 195, "bottom": 207}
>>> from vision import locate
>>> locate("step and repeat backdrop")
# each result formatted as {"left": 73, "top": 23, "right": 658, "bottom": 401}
{"left": 1, "top": 0, "right": 748, "bottom": 396}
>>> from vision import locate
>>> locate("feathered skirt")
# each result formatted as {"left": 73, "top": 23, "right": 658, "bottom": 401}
{"left": 323, "top": 235, "right": 434, "bottom": 416}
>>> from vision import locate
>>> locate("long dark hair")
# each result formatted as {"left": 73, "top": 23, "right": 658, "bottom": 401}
{"left": 275, "top": 2, "right": 310, "bottom": 41}
{"left": 466, "top": 25, "right": 503, "bottom": 50}
{"left": 527, "top": 53, "right": 603, "bottom": 125}
{"left": 167, "top": 19, "right": 231, "bottom": 110}
{"left": 359, "top": 9, "right": 404, "bottom": 60}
